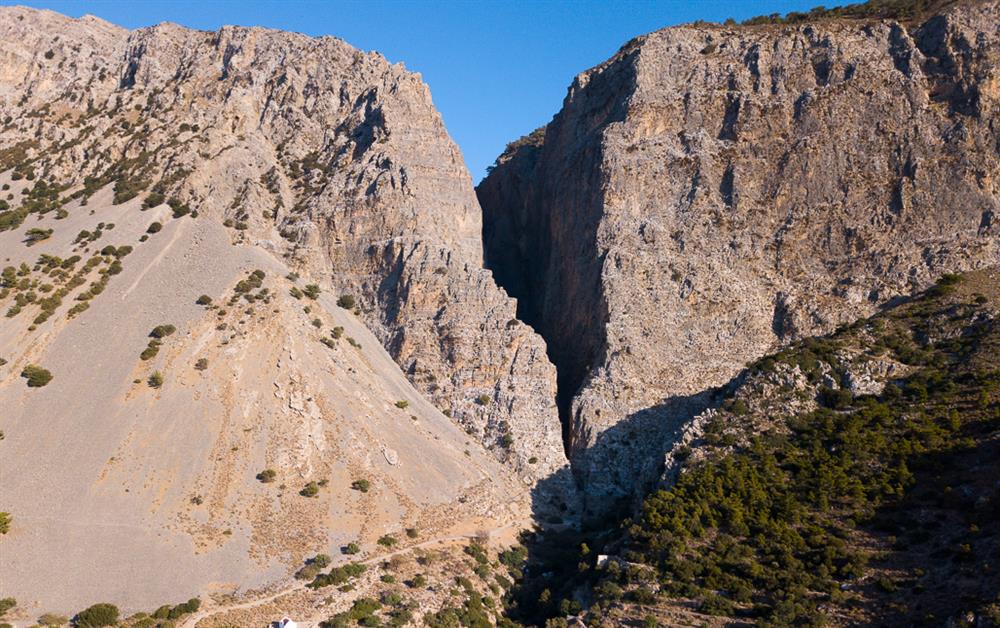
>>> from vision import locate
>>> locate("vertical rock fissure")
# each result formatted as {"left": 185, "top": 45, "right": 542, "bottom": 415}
{"left": 477, "top": 147, "right": 610, "bottom": 461}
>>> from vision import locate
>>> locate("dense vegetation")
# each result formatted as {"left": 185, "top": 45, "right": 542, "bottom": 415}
{"left": 738, "top": 0, "right": 964, "bottom": 25}
{"left": 502, "top": 271, "right": 1000, "bottom": 626}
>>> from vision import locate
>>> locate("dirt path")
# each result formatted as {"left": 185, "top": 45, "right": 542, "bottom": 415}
{"left": 179, "top": 519, "right": 528, "bottom": 628}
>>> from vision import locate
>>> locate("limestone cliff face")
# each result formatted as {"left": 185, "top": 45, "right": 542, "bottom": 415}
{"left": 0, "top": 7, "right": 566, "bottom": 481}
{"left": 478, "top": 0, "right": 1000, "bottom": 515}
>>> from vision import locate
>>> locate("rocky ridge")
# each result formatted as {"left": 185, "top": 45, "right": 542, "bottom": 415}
{"left": 478, "top": 0, "right": 1000, "bottom": 516}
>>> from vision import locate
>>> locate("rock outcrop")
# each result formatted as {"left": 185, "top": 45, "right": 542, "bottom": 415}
{"left": 0, "top": 6, "right": 566, "bottom": 483}
{"left": 0, "top": 6, "right": 570, "bottom": 616}
{"left": 478, "top": 0, "right": 1000, "bottom": 515}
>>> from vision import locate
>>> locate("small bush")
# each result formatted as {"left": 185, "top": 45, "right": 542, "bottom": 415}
{"left": 196, "top": 294, "right": 212, "bottom": 305}
{"left": 37, "top": 613, "right": 68, "bottom": 626}
{"left": 0, "top": 512, "right": 10, "bottom": 534}
{"left": 149, "top": 324, "right": 176, "bottom": 339}
{"left": 148, "top": 371, "right": 164, "bottom": 388}
{"left": 140, "top": 341, "right": 161, "bottom": 361}
{"left": 378, "top": 534, "right": 397, "bottom": 547}
{"left": 336, "top": 294, "right": 355, "bottom": 309}
{"left": 343, "top": 542, "right": 361, "bottom": 555}
{"left": 24, "top": 228, "right": 53, "bottom": 244}
{"left": 351, "top": 479, "right": 371, "bottom": 493}
{"left": 146, "top": 222, "right": 162, "bottom": 234}
{"left": 74, "top": 603, "right": 119, "bottom": 627}
{"left": 194, "top": 358, "right": 209, "bottom": 371}
{"left": 300, "top": 481, "right": 320, "bottom": 497}
{"left": 302, "top": 284, "right": 321, "bottom": 299}
{"left": 476, "top": 394, "right": 491, "bottom": 406}
{"left": 142, "top": 192, "right": 165, "bottom": 209}
{"left": 256, "top": 469, "right": 277, "bottom": 483}
{"left": 395, "top": 400, "right": 409, "bottom": 409}
{"left": 331, "top": 326, "right": 344, "bottom": 339}
{"left": 818, "top": 386, "right": 853, "bottom": 410}
{"left": 21, "top": 364, "right": 52, "bottom": 387}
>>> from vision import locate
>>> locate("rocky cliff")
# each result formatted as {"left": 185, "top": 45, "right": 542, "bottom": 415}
{"left": 0, "top": 6, "right": 566, "bottom": 483}
{"left": 478, "top": 0, "right": 1000, "bottom": 516}
{"left": 0, "top": 6, "right": 568, "bottom": 617}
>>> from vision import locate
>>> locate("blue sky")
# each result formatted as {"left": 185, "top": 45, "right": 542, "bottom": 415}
{"left": 10, "top": 0, "right": 846, "bottom": 181}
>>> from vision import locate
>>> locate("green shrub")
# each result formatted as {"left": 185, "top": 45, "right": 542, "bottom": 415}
{"left": 0, "top": 512, "right": 9, "bottom": 534}
{"left": 336, "top": 294, "right": 355, "bottom": 309}
{"left": 24, "top": 228, "right": 53, "bottom": 244}
{"left": 194, "top": 358, "right": 209, "bottom": 371}
{"left": 818, "top": 386, "right": 853, "bottom": 410}
{"left": 302, "top": 284, "right": 320, "bottom": 299}
{"left": 256, "top": 469, "right": 277, "bottom": 483}
{"left": 331, "top": 326, "right": 344, "bottom": 339}
{"left": 142, "top": 192, "right": 165, "bottom": 209}
{"left": 476, "top": 394, "right": 491, "bottom": 406}
{"left": 195, "top": 294, "right": 212, "bottom": 305}
{"left": 146, "top": 222, "right": 162, "bottom": 234}
{"left": 140, "top": 340, "right": 161, "bottom": 361}
{"left": 149, "top": 324, "right": 176, "bottom": 339}
{"left": 395, "top": 400, "right": 409, "bottom": 409}
{"left": 37, "top": 613, "right": 68, "bottom": 626}
{"left": 343, "top": 542, "right": 361, "bottom": 555}
{"left": 75, "top": 603, "right": 119, "bottom": 627}
{"left": 20, "top": 364, "right": 52, "bottom": 387}
{"left": 378, "top": 534, "right": 397, "bottom": 547}
{"left": 0, "top": 597, "right": 13, "bottom": 617}
{"left": 351, "top": 479, "right": 371, "bottom": 493}
{"left": 300, "top": 481, "right": 320, "bottom": 497}
{"left": 148, "top": 371, "right": 164, "bottom": 388}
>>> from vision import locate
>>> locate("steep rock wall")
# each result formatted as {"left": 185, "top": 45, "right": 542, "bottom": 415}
{"left": 478, "top": 0, "right": 1000, "bottom": 516}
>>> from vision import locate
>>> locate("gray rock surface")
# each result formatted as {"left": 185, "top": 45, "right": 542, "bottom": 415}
{"left": 0, "top": 6, "right": 567, "bottom": 483}
{"left": 478, "top": 0, "right": 1000, "bottom": 516}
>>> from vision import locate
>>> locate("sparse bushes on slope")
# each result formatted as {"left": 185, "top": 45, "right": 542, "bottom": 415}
{"left": 740, "top": 0, "right": 953, "bottom": 26}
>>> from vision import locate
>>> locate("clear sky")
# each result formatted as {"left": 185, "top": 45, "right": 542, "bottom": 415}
{"left": 8, "top": 0, "right": 845, "bottom": 182}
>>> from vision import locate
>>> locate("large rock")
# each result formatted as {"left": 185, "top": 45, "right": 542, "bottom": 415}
{"left": 478, "top": 0, "right": 1000, "bottom": 516}
{"left": 0, "top": 6, "right": 566, "bottom": 482}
